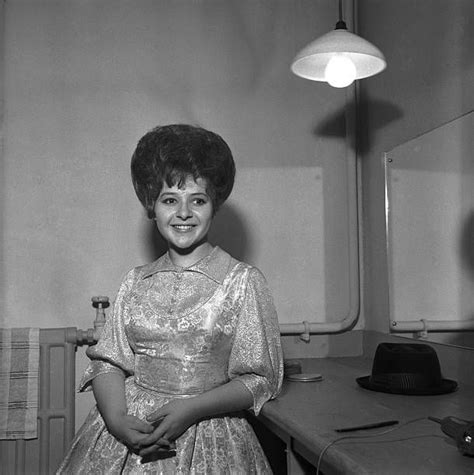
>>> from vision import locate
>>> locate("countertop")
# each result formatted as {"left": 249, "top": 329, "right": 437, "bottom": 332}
{"left": 258, "top": 357, "right": 474, "bottom": 474}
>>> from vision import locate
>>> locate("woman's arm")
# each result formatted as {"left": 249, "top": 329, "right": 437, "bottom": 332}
{"left": 92, "top": 372, "right": 154, "bottom": 451}
{"left": 92, "top": 372, "right": 127, "bottom": 424}
{"left": 227, "top": 267, "right": 283, "bottom": 414}
{"left": 187, "top": 378, "right": 253, "bottom": 417}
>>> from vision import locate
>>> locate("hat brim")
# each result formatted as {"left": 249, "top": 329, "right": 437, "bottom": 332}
{"left": 356, "top": 375, "right": 458, "bottom": 396}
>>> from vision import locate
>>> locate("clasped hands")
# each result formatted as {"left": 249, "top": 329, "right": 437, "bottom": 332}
{"left": 109, "top": 399, "right": 197, "bottom": 458}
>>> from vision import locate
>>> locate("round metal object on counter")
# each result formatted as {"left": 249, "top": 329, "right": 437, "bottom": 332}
{"left": 286, "top": 373, "right": 323, "bottom": 382}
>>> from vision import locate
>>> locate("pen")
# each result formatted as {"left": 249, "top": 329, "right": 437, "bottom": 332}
{"left": 335, "top": 419, "right": 399, "bottom": 433}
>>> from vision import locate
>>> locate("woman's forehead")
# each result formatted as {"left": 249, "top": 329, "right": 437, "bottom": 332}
{"left": 161, "top": 175, "right": 208, "bottom": 194}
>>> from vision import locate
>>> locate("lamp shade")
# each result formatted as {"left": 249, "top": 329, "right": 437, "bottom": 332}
{"left": 291, "top": 28, "right": 386, "bottom": 82}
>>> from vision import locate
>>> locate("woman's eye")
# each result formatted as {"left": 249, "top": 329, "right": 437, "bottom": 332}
{"left": 161, "top": 198, "right": 176, "bottom": 205}
{"left": 193, "top": 198, "right": 208, "bottom": 205}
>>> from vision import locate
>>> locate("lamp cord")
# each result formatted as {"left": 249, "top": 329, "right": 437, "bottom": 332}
{"left": 335, "top": 0, "right": 347, "bottom": 30}
{"left": 315, "top": 416, "right": 431, "bottom": 474}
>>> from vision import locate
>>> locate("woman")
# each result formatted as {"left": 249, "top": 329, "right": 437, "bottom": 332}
{"left": 57, "top": 124, "right": 283, "bottom": 474}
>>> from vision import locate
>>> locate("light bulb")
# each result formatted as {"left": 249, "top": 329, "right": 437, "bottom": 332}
{"left": 324, "top": 54, "right": 356, "bottom": 88}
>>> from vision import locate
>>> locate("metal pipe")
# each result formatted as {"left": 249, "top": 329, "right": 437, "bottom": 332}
{"left": 280, "top": 82, "right": 361, "bottom": 336}
{"left": 390, "top": 319, "right": 474, "bottom": 333}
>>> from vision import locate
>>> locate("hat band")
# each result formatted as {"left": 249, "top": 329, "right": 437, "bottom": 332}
{"left": 370, "top": 372, "right": 441, "bottom": 390}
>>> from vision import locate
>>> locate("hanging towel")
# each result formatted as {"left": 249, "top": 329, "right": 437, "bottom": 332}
{"left": 0, "top": 328, "right": 40, "bottom": 440}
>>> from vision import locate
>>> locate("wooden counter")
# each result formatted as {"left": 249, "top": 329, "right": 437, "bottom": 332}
{"left": 255, "top": 357, "right": 474, "bottom": 474}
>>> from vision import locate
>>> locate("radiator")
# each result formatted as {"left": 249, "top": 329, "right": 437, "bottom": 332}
{"left": 0, "top": 328, "right": 78, "bottom": 474}
{"left": 0, "top": 299, "right": 107, "bottom": 474}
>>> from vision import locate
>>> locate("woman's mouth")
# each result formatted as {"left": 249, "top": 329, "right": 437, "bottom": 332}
{"left": 172, "top": 224, "right": 195, "bottom": 232}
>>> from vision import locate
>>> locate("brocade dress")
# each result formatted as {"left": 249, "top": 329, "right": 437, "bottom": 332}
{"left": 57, "top": 246, "right": 283, "bottom": 474}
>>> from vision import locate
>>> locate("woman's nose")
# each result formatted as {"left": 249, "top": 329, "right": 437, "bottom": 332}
{"left": 176, "top": 201, "right": 192, "bottom": 219}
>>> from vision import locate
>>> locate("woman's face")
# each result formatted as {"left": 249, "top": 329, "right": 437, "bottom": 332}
{"left": 154, "top": 176, "right": 214, "bottom": 254}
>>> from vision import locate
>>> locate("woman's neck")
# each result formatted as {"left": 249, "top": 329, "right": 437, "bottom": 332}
{"left": 168, "top": 241, "right": 213, "bottom": 268}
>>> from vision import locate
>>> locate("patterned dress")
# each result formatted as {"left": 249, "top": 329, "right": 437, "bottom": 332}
{"left": 57, "top": 246, "right": 283, "bottom": 474}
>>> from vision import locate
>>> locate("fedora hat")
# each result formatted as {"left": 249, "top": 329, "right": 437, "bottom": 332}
{"left": 356, "top": 342, "right": 457, "bottom": 395}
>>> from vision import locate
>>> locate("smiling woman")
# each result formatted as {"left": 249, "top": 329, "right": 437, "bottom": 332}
{"left": 153, "top": 177, "right": 214, "bottom": 267}
{"left": 131, "top": 124, "right": 235, "bottom": 267}
{"left": 56, "top": 124, "right": 283, "bottom": 474}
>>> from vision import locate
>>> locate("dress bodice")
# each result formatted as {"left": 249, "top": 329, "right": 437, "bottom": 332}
{"left": 125, "top": 261, "right": 247, "bottom": 395}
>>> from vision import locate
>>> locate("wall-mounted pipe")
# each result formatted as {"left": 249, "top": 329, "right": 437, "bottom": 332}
{"left": 390, "top": 319, "right": 474, "bottom": 334}
{"left": 279, "top": 85, "right": 361, "bottom": 337}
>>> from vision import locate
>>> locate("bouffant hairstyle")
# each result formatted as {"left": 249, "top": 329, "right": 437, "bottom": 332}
{"left": 131, "top": 124, "right": 235, "bottom": 219}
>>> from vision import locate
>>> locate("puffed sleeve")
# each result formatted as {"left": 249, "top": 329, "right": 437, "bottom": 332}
{"left": 228, "top": 267, "right": 283, "bottom": 415}
{"left": 78, "top": 269, "right": 137, "bottom": 392}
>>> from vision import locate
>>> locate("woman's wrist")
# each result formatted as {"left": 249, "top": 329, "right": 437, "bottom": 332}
{"left": 169, "top": 398, "right": 199, "bottom": 427}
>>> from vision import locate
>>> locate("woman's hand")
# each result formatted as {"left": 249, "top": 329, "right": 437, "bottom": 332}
{"left": 138, "top": 399, "right": 198, "bottom": 457}
{"left": 106, "top": 413, "right": 155, "bottom": 453}
{"left": 137, "top": 380, "right": 253, "bottom": 458}
{"left": 92, "top": 373, "right": 158, "bottom": 453}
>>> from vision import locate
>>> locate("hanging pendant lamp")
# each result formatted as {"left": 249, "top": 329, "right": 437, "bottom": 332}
{"left": 291, "top": 0, "right": 386, "bottom": 88}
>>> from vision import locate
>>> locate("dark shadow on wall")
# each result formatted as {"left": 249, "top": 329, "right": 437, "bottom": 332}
{"left": 459, "top": 210, "right": 474, "bottom": 279}
{"left": 209, "top": 203, "right": 250, "bottom": 262}
{"left": 312, "top": 94, "right": 403, "bottom": 155}
{"left": 141, "top": 202, "right": 251, "bottom": 263}
{"left": 356, "top": 92, "right": 404, "bottom": 155}
{"left": 312, "top": 98, "right": 354, "bottom": 150}
{"left": 142, "top": 219, "right": 168, "bottom": 262}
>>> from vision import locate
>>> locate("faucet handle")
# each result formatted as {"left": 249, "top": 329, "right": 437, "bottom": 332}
{"left": 91, "top": 296, "right": 109, "bottom": 339}
{"left": 91, "top": 296, "right": 110, "bottom": 309}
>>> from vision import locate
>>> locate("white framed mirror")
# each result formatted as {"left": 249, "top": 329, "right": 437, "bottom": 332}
{"left": 384, "top": 111, "right": 474, "bottom": 347}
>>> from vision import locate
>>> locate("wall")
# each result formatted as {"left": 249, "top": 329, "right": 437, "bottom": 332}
{"left": 358, "top": 0, "right": 474, "bottom": 344}
{"left": 0, "top": 0, "right": 361, "bottom": 427}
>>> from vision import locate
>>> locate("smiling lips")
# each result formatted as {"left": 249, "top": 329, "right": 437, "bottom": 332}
{"left": 172, "top": 224, "right": 196, "bottom": 232}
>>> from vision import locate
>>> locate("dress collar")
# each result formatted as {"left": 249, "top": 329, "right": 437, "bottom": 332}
{"left": 141, "top": 246, "right": 232, "bottom": 284}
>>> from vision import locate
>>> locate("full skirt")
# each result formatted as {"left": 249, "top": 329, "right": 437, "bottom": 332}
{"left": 57, "top": 380, "right": 273, "bottom": 474}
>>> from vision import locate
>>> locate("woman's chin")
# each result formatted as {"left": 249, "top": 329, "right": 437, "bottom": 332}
{"left": 169, "top": 239, "right": 211, "bottom": 256}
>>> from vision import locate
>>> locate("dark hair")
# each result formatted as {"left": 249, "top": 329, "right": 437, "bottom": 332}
{"left": 131, "top": 124, "right": 235, "bottom": 218}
